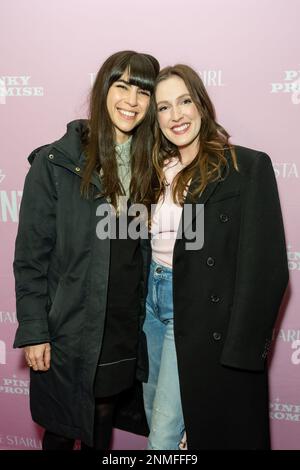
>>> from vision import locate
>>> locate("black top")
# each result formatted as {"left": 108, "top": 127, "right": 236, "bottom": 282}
{"left": 94, "top": 213, "right": 142, "bottom": 397}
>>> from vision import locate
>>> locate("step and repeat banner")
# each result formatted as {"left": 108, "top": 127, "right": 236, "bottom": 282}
{"left": 0, "top": 0, "right": 299, "bottom": 450}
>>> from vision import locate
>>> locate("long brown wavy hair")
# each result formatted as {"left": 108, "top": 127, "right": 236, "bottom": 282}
{"left": 80, "top": 50, "right": 160, "bottom": 207}
{"left": 151, "top": 65, "right": 238, "bottom": 206}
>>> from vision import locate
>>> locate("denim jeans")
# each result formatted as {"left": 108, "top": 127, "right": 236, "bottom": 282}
{"left": 142, "top": 260, "right": 185, "bottom": 450}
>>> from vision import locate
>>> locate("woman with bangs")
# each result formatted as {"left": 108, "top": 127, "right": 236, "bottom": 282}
{"left": 141, "top": 64, "right": 288, "bottom": 449}
{"left": 13, "top": 50, "right": 159, "bottom": 450}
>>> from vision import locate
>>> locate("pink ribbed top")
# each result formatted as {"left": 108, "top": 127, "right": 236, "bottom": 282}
{"left": 151, "top": 158, "right": 185, "bottom": 268}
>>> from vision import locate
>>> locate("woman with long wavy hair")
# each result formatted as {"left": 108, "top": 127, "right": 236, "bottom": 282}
{"left": 141, "top": 64, "right": 288, "bottom": 450}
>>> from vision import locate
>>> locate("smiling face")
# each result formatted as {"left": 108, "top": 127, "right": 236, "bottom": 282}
{"left": 156, "top": 75, "right": 201, "bottom": 160}
{"left": 106, "top": 69, "right": 151, "bottom": 144}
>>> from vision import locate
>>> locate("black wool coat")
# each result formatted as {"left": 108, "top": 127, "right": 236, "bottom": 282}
{"left": 13, "top": 120, "right": 148, "bottom": 446}
{"left": 139, "top": 145, "right": 289, "bottom": 450}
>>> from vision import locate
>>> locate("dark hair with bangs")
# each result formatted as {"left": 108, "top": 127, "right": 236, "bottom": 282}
{"left": 151, "top": 64, "right": 238, "bottom": 207}
{"left": 108, "top": 54, "right": 157, "bottom": 94}
{"left": 81, "top": 50, "right": 160, "bottom": 207}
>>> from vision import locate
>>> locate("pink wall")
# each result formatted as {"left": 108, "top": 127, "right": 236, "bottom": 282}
{"left": 0, "top": 0, "right": 299, "bottom": 450}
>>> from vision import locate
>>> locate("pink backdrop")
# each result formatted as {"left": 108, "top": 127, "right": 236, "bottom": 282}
{"left": 0, "top": 0, "right": 299, "bottom": 450}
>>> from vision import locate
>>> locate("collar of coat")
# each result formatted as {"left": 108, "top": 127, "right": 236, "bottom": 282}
{"left": 27, "top": 119, "right": 104, "bottom": 195}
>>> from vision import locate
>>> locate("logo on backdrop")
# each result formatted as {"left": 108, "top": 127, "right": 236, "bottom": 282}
{"left": 271, "top": 70, "right": 300, "bottom": 104}
{"left": 273, "top": 329, "right": 300, "bottom": 365}
{"left": 198, "top": 70, "right": 225, "bottom": 87}
{"left": 291, "top": 340, "right": 300, "bottom": 365}
{"left": 0, "top": 76, "right": 44, "bottom": 105}
{"left": 0, "top": 311, "right": 17, "bottom": 324}
{"left": 0, "top": 340, "right": 6, "bottom": 364}
{"left": 0, "top": 169, "right": 22, "bottom": 223}
{"left": 0, "top": 435, "right": 42, "bottom": 449}
{"left": 89, "top": 73, "right": 96, "bottom": 86}
{"left": 287, "top": 246, "right": 300, "bottom": 271}
{"left": 273, "top": 163, "right": 299, "bottom": 178}
{"left": 89, "top": 71, "right": 225, "bottom": 88}
{"left": 0, "top": 376, "right": 29, "bottom": 395}
{"left": 273, "top": 328, "right": 300, "bottom": 343}
{"left": 270, "top": 399, "right": 300, "bottom": 421}
{"left": 0, "top": 169, "right": 5, "bottom": 183}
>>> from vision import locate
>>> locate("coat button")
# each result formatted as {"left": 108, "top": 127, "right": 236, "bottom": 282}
{"left": 220, "top": 213, "right": 229, "bottom": 223}
{"left": 213, "top": 332, "right": 222, "bottom": 341}
{"left": 48, "top": 154, "right": 54, "bottom": 160}
{"left": 206, "top": 257, "right": 215, "bottom": 267}
{"left": 210, "top": 294, "right": 220, "bottom": 303}
{"left": 75, "top": 167, "right": 81, "bottom": 172}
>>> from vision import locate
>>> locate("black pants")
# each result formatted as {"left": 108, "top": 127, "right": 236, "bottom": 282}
{"left": 42, "top": 395, "right": 118, "bottom": 451}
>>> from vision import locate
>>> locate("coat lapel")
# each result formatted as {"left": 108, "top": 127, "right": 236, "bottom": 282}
{"left": 177, "top": 173, "right": 222, "bottom": 243}
{"left": 185, "top": 174, "right": 221, "bottom": 206}
{"left": 184, "top": 148, "right": 231, "bottom": 207}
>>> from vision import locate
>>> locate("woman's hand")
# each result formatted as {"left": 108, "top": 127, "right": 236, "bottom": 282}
{"left": 24, "top": 343, "right": 51, "bottom": 371}
{"left": 179, "top": 431, "right": 187, "bottom": 450}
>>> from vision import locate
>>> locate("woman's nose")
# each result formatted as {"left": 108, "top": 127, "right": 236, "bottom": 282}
{"left": 126, "top": 88, "right": 138, "bottom": 107}
{"left": 171, "top": 106, "right": 183, "bottom": 121}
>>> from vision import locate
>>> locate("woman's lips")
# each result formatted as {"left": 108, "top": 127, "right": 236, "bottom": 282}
{"left": 171, "top": 123, "right": 190, "bottom": 135}
{"left": 117, "top": 108, "right": 137, "bottom": 120}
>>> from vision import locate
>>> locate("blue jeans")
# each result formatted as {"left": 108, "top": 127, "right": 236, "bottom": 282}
{"left": 142, "top": 260, "right": 185, "bottom": 450}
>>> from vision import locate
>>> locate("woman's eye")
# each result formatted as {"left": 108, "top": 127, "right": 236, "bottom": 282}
{"left": 116, "top": 84, "right": 127, "bottom": 90}
{"left": 182, "top": 98, "right": 192, "bottom": 104}
{"left": 158, "top": 106, "right": 167, "bottom": 112}
{"left": 139, "top": 90, "right": 150, "bottom": 97}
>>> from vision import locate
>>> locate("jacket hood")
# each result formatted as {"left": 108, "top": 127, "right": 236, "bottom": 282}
{"left": 52, "top": 119, "right": 88, "bottom": 163}
{"left": 27, "top": 119, "right": 88, "bottom": 165}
